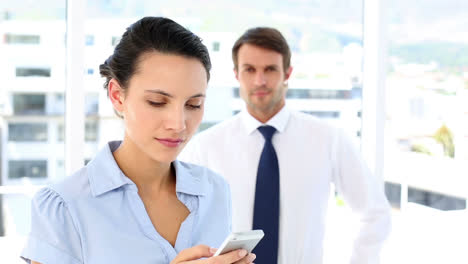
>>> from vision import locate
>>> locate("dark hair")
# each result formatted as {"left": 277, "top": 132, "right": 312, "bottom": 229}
{"left": 100, "top": 17, "right": 211, "bottom": 94}
{"left": 232, "top": 27, "right": 291, "bottom": 72}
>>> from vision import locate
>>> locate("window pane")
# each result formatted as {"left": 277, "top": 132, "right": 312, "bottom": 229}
{"left": 49, "top": 93, "right": 65, "bottom": 115}
{"left": 57, "top": 119, "right": 99, "bottom": 142}
{"left": 15, "top": 67, "right": 51, "bottom": 77}
{"left": 385, "top": 0, "right": 468, "bottom": 210}
{"left": 85, "top": 119, "right": 99, "bottom": 142}
{"left": 85, "top": 35, "right": 94, "bottom": 45}
{"left": 12, "top": 94, "right": 46, "bottom": 115}
{"left": 4, "top": 34, "right": 40, "bottom": 44}
{"left": 8, "top": 160, "right": 47, "bottom": 179}
{"left": 8, "top": 123, "right": 47, "bottom": 142}
{"left": 0, "top": 193, "right": 32, "bottom": 238}
{"left": 111, "top": 36, "right": 121, "bottom": 46}
{"left": 384, "top": 1, "right": 468, "bottom": 262}
{"left": 212, "top": 41, "right": 220, "bottom": 52}
{"left": 85, "top": 93, "right": 99, "bottom": 115}
{"left": 57, "top": 123, "right": 64, "bottom": 142}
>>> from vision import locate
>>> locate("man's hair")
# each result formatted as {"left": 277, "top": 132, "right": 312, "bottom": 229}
{"left": 232, "top": 27, "right": 291, "bottom": 72}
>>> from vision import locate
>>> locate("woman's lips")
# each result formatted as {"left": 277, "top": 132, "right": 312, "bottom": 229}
{"left": 155, "top": 138, "right": 184, "bottom": 148}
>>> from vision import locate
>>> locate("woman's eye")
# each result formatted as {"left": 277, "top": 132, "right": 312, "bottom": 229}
{"left": 186, "top": 104, "right": 202, "bottom": 109}
{"left": 148, "top": 101, "right": 165, "bottom": 107}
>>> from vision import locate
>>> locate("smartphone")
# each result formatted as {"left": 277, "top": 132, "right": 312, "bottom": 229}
{"left": 213, "top": 230, "right": 264, "bottom": 256}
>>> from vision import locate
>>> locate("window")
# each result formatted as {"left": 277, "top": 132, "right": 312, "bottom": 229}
{"left": 85, "top": 94, "right": 99, "bottom": 115}
{"left": 384, "top": 182, "right": 401, "bottom": 208}
{"left": 85, "top": 119, "right": 99, "bottom": 142}
{"left": 288, "top": 89, "right": 352, "bottom": 99}
{"left": 85, "top": 35, "right": 94, "bottom": 45}
{"left": 232, "top": 87, "right": 240, "bottom": 98}
{"left": 15, "top": 67, "right": 51, "bottom": 77}
{"left": 8, "top": 160, "right": 48, "bottom": 179}
{"left": 111, "top": 36, "right": 121, "bottom": 46}
{"left": 233, "top": 87, "right": 354, "bottom": 99}
{"left": 57, "top": 123, "right": 64, "bottom": 142}
{"left": 385, "top": 0, "right": 468, "bottom": 211}
{"left": 57, "top": 159, "right": 65, "bottom": 178}
{"left": 49, "top": 93, "right": 65, "bottom": 115}
{"left": 212, "top": 41, "right": 220, "bottom": 52}
{"left": 198, "top": 122, "right": 217, "bottom": 132}
{"left": 301, "top": 111, "right": 340, "bottom": 119}
{"left": 408, "top": 187, "right": 466, "bottom": 211}
{"left": 286, "top": 89, "right": 312, "bottom": 99}
{"left": 58, "top": 119, "right": 99, "bottom": 142}
{"left": 4, "top": 34, "right": 40, "bottom": 44}
{"left": 13, "top": 94, "right": 46, "bottom": 115}
{"left": 8, "top": 123, "right": 48, "bottom": 142}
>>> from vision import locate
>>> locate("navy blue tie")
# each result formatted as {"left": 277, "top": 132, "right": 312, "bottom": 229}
{"left": 252, "top": 125, "right": 279, "bottom": 264}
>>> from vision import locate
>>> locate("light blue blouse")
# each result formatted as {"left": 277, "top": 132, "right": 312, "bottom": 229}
{"left": 21, "top": 141, "right": 232, "bottom": 264}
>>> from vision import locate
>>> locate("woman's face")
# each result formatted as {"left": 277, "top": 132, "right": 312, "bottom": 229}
{"left": 109, "top": 51, "right": 207, "bottom": 164}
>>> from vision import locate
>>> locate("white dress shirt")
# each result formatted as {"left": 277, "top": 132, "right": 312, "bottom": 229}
{"left": 180, "top": 106, "right": 391, "bottom": 264}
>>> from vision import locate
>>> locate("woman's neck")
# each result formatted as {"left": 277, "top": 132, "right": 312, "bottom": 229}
{"left": 112, "top": 136, "right": 174, "bottom": 196}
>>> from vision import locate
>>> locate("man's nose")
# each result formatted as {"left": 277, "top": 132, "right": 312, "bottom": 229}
{"left": 254, "top": 72, "right": 267, "bottom": 86}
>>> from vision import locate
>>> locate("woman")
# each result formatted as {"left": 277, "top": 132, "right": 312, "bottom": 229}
{"left": 21, "top": 17, "right": 256, "bottom": 264}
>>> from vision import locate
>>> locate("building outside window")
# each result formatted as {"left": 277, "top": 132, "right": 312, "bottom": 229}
{"left": 8, "top": 123, "right": 48, "bottom": 142}
{"left": 15, "top": 67, "right": 51, "bottom": 77}
{"left": 8, "top": 160, "right": 47, "bottom": 179}
{"left": 85, "top": 34, "right": 94, "bottom": 45}
{"left": 4, "top": 34, "right": 40, "bottom": 44}
{"left": 212, "top": 41, "right": 220, "bottom": 52}
{"left": 12, "top": 94, "right": 46, "bottom": 115}
{"left": 111, "top": 36, "right": 121, "bottom": 46}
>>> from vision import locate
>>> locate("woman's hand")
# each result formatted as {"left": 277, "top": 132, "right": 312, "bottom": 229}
{"left": 170, "top": 245, "right": 256, "bottom": 264}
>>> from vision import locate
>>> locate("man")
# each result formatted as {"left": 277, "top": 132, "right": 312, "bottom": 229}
{"left": 180, "top": 27, "right": 391, "bottom": 264}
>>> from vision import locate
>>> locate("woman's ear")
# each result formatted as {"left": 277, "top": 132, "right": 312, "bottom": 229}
{"left": 108, "top": 79, "right": 125, "bottom": 115}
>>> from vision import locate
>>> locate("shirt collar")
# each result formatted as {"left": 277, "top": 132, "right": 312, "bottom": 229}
{"left": 241, "top": 105, "right": 291, "bottom": 135}
{"left": 87, "top": 141, "right": 206, "bottom": 197}
{"left": 87, "top": 141, "right": 134, "bottom": 197}
{"left": 173, "top": 160, "right": 207, "bottom": 196}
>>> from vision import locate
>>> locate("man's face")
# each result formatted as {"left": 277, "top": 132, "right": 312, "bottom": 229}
{"left": 235, "top": 44, "right": 292, "bottom": 122}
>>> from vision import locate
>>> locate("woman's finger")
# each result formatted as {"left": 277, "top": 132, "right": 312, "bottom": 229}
{"left": 212, "top": 249, "right": 249, "bottom": 263}
{"left": 233, "top": 253, "right": 256, "bottom": 264}
{"left": 170, "top": 245, "right": 214, "bottom": 264}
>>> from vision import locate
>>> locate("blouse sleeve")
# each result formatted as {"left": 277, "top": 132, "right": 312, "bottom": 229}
{"left": 21, "top": 187, "right": 83, "bottom": 264}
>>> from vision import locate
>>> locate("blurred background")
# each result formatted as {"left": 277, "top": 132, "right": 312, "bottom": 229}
{"left": 0, "top": 0, "right": 467, "bottom": 263}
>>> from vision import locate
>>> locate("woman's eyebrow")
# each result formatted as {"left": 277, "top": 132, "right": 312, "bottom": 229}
{"left": 190, "top": 93, "right": 205, "bottom": 98}
{"left": 145, "top": 89, "right": 205, "bottom": 99}
{"left": 144, "top": 89, "right": 173, "bottom": 97}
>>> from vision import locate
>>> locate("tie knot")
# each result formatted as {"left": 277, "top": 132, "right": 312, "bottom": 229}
{"left": 258, "top": 125, "right": 276, "bottom": 141}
